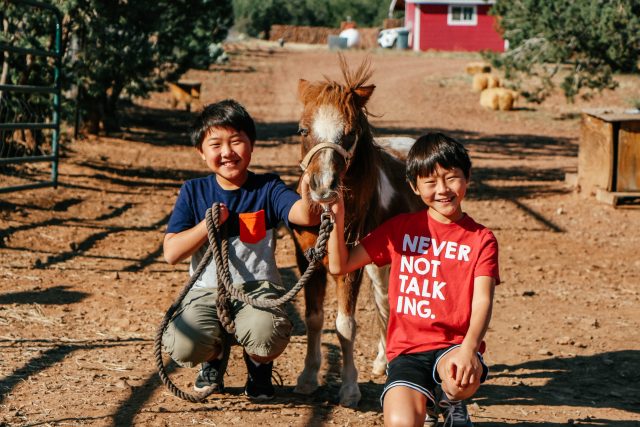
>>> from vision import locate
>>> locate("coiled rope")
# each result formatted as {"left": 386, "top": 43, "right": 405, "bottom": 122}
{"left": 154, "top": 203, "right": 334, "bottom": 402}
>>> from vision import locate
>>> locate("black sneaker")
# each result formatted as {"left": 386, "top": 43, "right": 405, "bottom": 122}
{"left": 425, "top": 397, "right": 438, "bottom": 426}
{"left": 437, "top": 390, "right": 473, "bottom": 427}
{"left": 424, "top": 410, "right": 438, "bottom": 427}
{"left": 194, "top": 359, "right": 225, "bottom": 393}
{"left": 243, "top": 351, "right": 275, "bottom": 400}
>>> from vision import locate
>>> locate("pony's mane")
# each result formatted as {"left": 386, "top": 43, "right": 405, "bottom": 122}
{"left": 300, "top": 54, "right": 373, "bottom": 118}
{"left": 337, "top": 54, "right": 373, "bottom": 92}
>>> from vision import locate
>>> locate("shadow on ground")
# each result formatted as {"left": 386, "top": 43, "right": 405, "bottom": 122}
{"left": 471, "top": 350, "right": 639, "bottom": 426}
{"left": 0, "top": 285, "right": 88, "bottom": 305}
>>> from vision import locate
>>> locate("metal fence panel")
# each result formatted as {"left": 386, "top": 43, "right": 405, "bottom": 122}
{"left": 0, "top": 0, "right": 62, "bottom": 193}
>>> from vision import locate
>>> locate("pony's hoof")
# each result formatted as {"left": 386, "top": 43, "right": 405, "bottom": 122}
{"left": 294, "top": 377, "right": 319, "bottom": 395}
{"left": 371, "top": 358, "right": 387, "bottom": 376}
{"left": 339, "top": 383, "right": 361, "bottom": 407}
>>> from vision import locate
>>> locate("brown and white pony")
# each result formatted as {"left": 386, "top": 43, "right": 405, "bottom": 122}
{"left": 292, "top": 56, "right": 422, "bottom": 407}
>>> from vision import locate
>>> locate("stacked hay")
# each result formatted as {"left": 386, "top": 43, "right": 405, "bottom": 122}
{"left": 472, "top": 73, "right": 501, "bottom": 92}
{"left": 269, "top": 25, "right": 379, "bottom": 49}
{"left": 270, "top": 25, "right": 339, "bottom": 45}
{"left": 479, "top": 88, "right": 519, "bottom": 111}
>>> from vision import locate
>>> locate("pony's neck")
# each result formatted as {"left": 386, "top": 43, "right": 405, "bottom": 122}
{"left": 343, "top": 123, "right": 380, "bottom": 234}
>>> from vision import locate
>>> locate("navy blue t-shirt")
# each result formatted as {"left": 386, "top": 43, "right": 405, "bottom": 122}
{"left": 166, "top": 172, "right": 301, "bottom": 289}
{"left": 166, "top": 172, "right": 300, "bottom": 235}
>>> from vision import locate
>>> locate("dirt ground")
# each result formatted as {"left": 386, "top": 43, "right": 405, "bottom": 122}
{"left": 1, "top": 41, "right": 640, "bottom": 426}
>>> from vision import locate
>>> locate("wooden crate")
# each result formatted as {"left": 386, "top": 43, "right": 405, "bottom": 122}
{"left": 579, "top": 108, "right": 640, "bottom": 206}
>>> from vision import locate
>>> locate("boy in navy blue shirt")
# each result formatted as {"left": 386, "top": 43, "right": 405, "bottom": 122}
{"left": 162, "top": 99, "right": 318, "bottom": 400}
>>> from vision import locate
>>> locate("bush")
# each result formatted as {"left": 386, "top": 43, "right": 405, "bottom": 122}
{"left": 486, "top": 0, "right": 640, "bottom": 103}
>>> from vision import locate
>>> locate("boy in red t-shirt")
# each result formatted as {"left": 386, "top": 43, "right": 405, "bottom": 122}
{"left": 326, "top": 133, "right": 500, "bottom": 427}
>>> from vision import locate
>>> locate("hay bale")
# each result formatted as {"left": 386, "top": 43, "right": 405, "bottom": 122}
{"left": 498, "top": 89, "right": 517, "bottom": 111}
{"left": 472, "top": 73, "right": 488, "bottom": 92}
{"left": 480, "top": 87, "right": 500, "bottom": 110}
{"left": 465, "top": 61, "right": 491, "bottom": 75}
{"left": 487, "top": 75, "right": 501, "bottom": 89}
{"left": 480, "top": 88, "right": 518, "bottom": 111}
{"left": 472, "top": 73, "right": 501, "bottom": 92}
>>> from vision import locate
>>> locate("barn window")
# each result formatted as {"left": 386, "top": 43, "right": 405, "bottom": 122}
{"left": 447, "top": 5, "right": 477, "bottom": 26}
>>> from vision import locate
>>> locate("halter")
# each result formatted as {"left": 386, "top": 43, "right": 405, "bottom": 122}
{"left": 299, "top": 139, "right": 358, "bottom": 171}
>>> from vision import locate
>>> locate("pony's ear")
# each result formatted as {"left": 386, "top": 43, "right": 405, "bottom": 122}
{"left": 298, "top": 79, "right": 310, "bottom": 99}
{"left": 353, "top": 84, "right": 375, "bottom": 108}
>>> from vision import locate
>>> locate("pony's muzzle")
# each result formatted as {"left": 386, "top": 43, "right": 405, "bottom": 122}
{"left": 310, "top": 189, "right": 339, "bottom": 204}
{"left": 309, "top": 171, "right": 341, "bottom": 204}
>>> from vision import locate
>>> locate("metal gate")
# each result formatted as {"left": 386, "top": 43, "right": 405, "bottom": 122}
{"left": 0, "top": 0, "right": 62, "bottom": 193}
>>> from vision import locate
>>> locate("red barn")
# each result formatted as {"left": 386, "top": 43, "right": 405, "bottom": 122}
{"left": 392, "top": 0, "right": 505, "bottom": 52}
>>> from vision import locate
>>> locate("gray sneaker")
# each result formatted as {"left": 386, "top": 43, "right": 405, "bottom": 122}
{"left": 194, "top": 359, "right": 225, "bottom": 393}
{"left": 193, "top": 342, "right": 230, "bottom": 394}
{"left": 438, "top": 392, "right": 473, "bottom": 427}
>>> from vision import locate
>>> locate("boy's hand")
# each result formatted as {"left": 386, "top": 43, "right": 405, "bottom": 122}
{"left": 300, "top": 173, "right": 311, "bottom": 197}
{"left": 218, "top": 203, "right": 229, "bottom": 224}
{"left": 325, "top": 191, "right": 344, "bottom": 225}
{"left": 445, "top": 346, "right": 481, "bottom": 388}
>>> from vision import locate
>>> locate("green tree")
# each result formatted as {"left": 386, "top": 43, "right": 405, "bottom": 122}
{"left": 3, "top": 0, "right": 233, "bottom": 135}
{"left": 487, "top": 0, "right": 640, "bottom": 102}
{"left": 61, "top": 0, "right": 233, "bottom": 132}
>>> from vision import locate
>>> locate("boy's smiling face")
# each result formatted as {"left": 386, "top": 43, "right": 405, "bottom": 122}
{"left": 410, "top": 164, "right": 468, "bottom": 223}
{"left": 197, "top": 126, "right": 253, "bottom": 190}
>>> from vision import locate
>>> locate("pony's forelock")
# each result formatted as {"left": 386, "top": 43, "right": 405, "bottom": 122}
{"left": 300, "top": 54, "right": 374, "bottom": 120}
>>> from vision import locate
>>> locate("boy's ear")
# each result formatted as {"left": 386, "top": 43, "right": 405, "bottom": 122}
{"left": 408, "top": 181, "right": 420, "bottom": 196}
{"left": 195, "top": 144, "right": 206, "bottom": 161}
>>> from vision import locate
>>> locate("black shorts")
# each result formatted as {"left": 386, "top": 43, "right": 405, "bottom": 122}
{"left": 380, "top": 344, "right": 489, "bottom": 406}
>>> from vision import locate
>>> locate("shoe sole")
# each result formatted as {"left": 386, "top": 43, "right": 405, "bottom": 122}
{"left": 424, "top": 414, "right": 438, "bottom": 427}
{"left": 244, "top": 392, "right": 274, "bottom": 401}
{"left": 193, "top": 384, "right": 224, "bottom": 393}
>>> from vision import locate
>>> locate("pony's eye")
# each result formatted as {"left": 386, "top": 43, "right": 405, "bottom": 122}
{"left": 298, "top": 127, "right": 309, "bottom": 137}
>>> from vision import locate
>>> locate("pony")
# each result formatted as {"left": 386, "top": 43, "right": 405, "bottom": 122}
{"left": 291, "top": 56, "right": 422, "bottom": 407}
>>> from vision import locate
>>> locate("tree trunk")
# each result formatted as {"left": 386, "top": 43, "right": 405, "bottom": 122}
{"left": 82, "top": 86, "right": 123, "bottom": 135}
{"left": 103, "top": 84, "right": 123, "bottom": 133}
{"left": 82, "top": 94, "right": 104, "bottom": 135}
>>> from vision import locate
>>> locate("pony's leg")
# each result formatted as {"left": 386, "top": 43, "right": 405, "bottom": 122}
{"left": 294, "top": 267, "right": 327, "bottom": 395}
{"left": 335, "top": 272, "right": 363, "bottom": 407}
{"left": 365, "top": 264, "right": 390, "bottom": 376}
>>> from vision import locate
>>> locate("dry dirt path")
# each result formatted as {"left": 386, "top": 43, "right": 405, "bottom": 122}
{"left": 1, "top": 42, "right": 639, "bottom": 426}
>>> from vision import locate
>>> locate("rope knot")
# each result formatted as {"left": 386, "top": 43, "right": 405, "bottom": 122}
{"left": 304, "top": 247, "right": 326, "bottom": 263}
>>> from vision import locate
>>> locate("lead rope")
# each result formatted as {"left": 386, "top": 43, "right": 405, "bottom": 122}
{"left": 154, "top": 203, "right": 334, "bottom": 403}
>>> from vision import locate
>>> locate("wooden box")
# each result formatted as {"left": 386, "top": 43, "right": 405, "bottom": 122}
{"left": 579, "top": 108, "right": 640, "bottom": 206}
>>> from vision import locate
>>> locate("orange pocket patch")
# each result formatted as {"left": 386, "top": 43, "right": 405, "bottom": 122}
{"left": 239, "top": 210, "right": 266, "bottom": 244}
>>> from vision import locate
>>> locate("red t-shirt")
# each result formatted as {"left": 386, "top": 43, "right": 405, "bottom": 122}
{"left": 360, "top": 209, "right": 500, "bottom": 362}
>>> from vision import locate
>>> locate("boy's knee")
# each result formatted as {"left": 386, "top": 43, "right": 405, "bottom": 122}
{"left": 441, "top": 379, "right": 480, "bottom": 401}
{"left": 236, "top": 311, "right": 292, "bottom": 358}
{"left": 162, "top": 316, "right": 223, "bottom": 367}
{"left": 385, "top": 409, "right": 419, "bottom": 427}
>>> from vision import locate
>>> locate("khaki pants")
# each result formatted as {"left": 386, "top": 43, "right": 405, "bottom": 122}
{"left": 162, "top": 281, "right": 292, "bottom": 368}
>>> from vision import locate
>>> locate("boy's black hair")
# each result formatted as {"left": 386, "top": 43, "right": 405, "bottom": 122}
{"left": 406, "top": 133, "right": 471, "bottom": 184}
{"left": 190, "top": 99, "right": 257, "bottom": 147}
